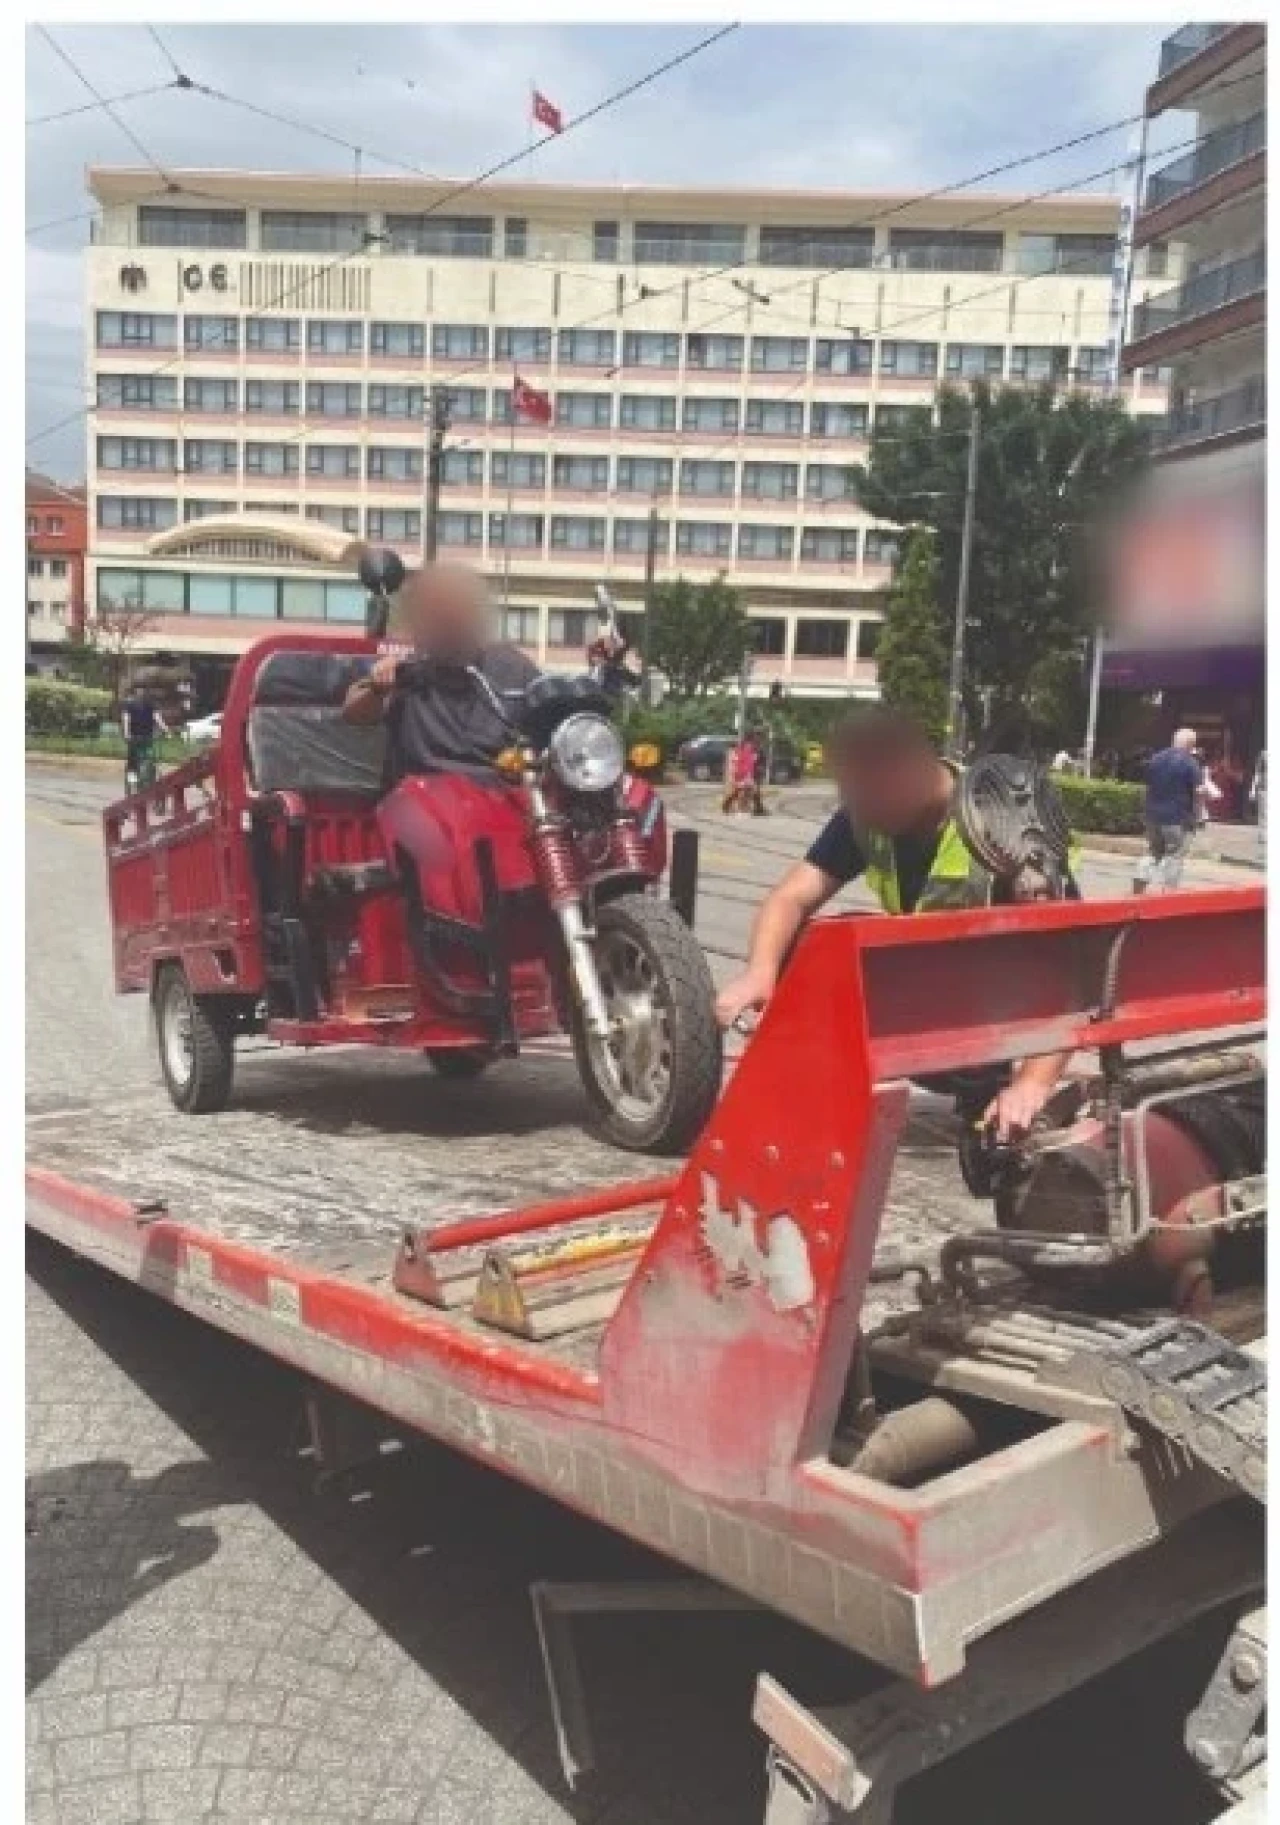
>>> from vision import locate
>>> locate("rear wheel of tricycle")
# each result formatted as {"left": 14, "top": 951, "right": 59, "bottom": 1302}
{"left": 425, "top": 1049, "right": 492, "bottom": 1081}
{"left": 154, "top": 964, "right": 236, "bottom": 1114}
{"left": 573, "top": 893, "right": 722, "bottom": 1155}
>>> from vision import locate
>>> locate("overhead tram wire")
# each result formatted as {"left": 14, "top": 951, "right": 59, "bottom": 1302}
{"left": 27, "top": 82, "right": 181, "bottom": 129}
{"left": 26, "top": 22, "right": 743, "bottom": 454}
{"left": 35, "top": 24, "right": 174, "bottom": 188}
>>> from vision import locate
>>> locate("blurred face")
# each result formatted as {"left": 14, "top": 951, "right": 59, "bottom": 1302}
{"left": 830, "top": 737, "right": 945, "bottom": 835}
{"left": 404, "top": 566, "right": 490, "bottom": 660}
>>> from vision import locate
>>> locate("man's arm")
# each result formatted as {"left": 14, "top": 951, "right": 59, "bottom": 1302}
{"left": 342, "top": 656, "right": 397, "bottom": 726}
{"left": 714, "top": 860, "right": 842, "bottom": 1028}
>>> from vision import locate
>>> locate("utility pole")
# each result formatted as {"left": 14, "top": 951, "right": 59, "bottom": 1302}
{"left": 422, "top": 385, "right": 451, "bottom": 566}
{"left": 946, "top": 397, "right": 981, "bottom": 758}
{"left": 639, "top": 499, "right": 659, "bottom": 704}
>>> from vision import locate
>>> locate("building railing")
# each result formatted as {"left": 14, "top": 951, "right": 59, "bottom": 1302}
{"left": 1145, "top": 110, "right": 1265, "bottom": 210}
{"left": 1158, "top": 22, "right": 1232, "bottom": 77}
{"left": 1153, "top": 375, "right": 1266, "bottom": 450}
{"left": 1131, "top": 248, "right": 1265, "bottom": 339}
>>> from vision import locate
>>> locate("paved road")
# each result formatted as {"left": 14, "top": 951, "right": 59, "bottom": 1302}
{"left": 27, "top": 761, "right": 1236, "bottom": 1824}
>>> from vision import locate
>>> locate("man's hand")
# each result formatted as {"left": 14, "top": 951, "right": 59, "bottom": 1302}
{"left": 715, "top": 968, "right": 776, "bottom": 1031}
{"left": 368, "top": 654, "right": 399, "bottom": 691}
{"left": 983, "top": 1064, "right": 1059, "bottom": 1142}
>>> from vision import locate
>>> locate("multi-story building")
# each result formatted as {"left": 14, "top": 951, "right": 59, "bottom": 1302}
{"left": 26, "top": 471, "right": 88, "bottom": 663}
{"left": 1111, "top": 21, "right": 1265, "bottom": 768}
{"left": 83, "top": 168, "right": 1169, "bottom": 707}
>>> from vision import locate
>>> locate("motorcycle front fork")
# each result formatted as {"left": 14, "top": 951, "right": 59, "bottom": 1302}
{"left": 528, "top": 784, "right": 612, "bottom": 1044}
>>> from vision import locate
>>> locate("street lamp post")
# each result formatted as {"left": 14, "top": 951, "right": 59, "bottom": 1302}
{"left": 946, "top": 398, "right": 981, "bottom": 757}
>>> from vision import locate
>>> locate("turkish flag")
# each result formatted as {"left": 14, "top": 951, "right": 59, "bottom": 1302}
{"left": 532, "top": 89, "right": 564, "bottom": 134}
{"left": 512, "top": 374, "right": 553, "bottom": 425}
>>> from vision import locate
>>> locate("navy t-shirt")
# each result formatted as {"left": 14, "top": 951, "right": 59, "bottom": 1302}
{"left": 805, "top": 809, "right": 1080, "bottom": 910}
{"left": 121, "top": 698, "right": 157, "bottom": 744}
{"left": 1144, "top": 747, "right": 1202, "bottom": 827}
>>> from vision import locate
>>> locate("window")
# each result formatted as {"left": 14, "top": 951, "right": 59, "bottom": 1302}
{"left": 550, "top": 516, "right": 607, "bottom": 552}
{"left": 593, "top": 221, "right": 620, "bottom": 263}
{"left": 385, "top": 214, "right": 493, "bottom": 257}
{"left": 1140, "top": 365, "right": 1174, "bottom": 385}
{"left": 675, "top": 522, "right": 732, "bottom": 558}
{"left": 738, "top": 524, "right": 794, "bottom": 561}
{"left": 363, "top": 446, "right": 420, "bottom": 483}
{"left": 26, "top": 515, "right": 37, "bottom": 535}
{"left": 888, "top": 229, "right": 1003, "bottom": 272}
{"left": 745, "top": 400, "right": 803, "bottom": 436}
{"left": 751, "top": 336, "right": 809, "bottom": 373}
{"left": 742, "top": 462, "right": 799, "bottom": 501}
{"left": 1017, "top": 233, "right": 1115, "bottom": 277}
{"left": 432, "top": 324, "right": 488, "bottom": 361}
{"left": 815, "top": 338, "right": 874, "bottom": 376}
{"left": 856, "top": 619, "right": 884, "bottom": 661}
{"left": 183, "top": 440, "right": 237, "bottom": 475}
{"left": 97, "top": 497, "right": 177, "bottom": 531}
{"left": 489, "top": 513, "right": 544, "bottom": 550}
{"left": 634, "top": 222, "right": 746, "bottom": 265}
{"left": 1144, "top": 241, "right": 1170, "bottom": 279}
{"left": 556, "top": 390, "right": 612, "bottom": 429}
{"left": 794, "top": 619, "right": 849, "bottom": 658}
{"left": 805, "top": 464, "right": 858, "bottom": 501}
{"left": 280, "top": 580, "right": 326, "bottom": 622}
{"left": 558, "top": 329, "right": 616, "bottom": 368}
{"left": 245, "top": 379, "right": 299, "bottom": 414}
{"left": 184, "top": 499, "right": 237, "bottom": 522}
{"left": 879, "top": 340, "right": 938, "bottom": 377}
{"left": 262, "top": 211, "right": 366, "bottom": 253}
{"left": 306, "top": 505, "right": 361, "bottom": 535}
{"left": 369, "top": 384, "right": 425, "bottom": 418}
{"left": 441, "top": 450, "right": 484, "bottom": 487}
{"left": 98, "top": 437, "right": 177, "bottom": 472}
{"left": 1010, "top": 345, "right": 1070, "bottom": 384}
{"left": 549, "top": 610, "right": 591, "bottom": 647}
{"left": 863, "top": 530, "right": 900, "bottom": 566}
{"left": 47, "top": 516, "right": 63, "bottom": 535}
{"left": 945, "top": 344, "right": 1005, "bottom": 379}
{"left": 371, "top": 322, "right": 425, "bottom": 359}
{"left": 246, "top": 317, "right": 301, "bottom": 353}
{"left": 307, "top": 445, "right": 360, "bottom": 478}
{"left": 613, "top": 518, "right": 671, "bottom": 554}
{"left": 95, "top": 312, "right": 177, "bottom": 349}
{"left": 305, "top": 382, "right": 363, "bottom": 417}
{"left": 503, "top": 607, "right": 540, "bottom": 643}
{"left": 683, "top": 397, "right": 739, "bottom": 433}
{"left": 101, "top": 374, "right": 180, "bottom": 410}
{"left": 752, "top": 618, "right": 787, "bottom": 656}
{"left": 97, "top": 567, "right": 183, "bottom": 611}
{"left": 244, "top": 442, "right": 299, "bottom": 477}
{"left": 810, "top": 401, "right": 869, "bottom": 439}
{"left": 491, "top": 452, "right": 546, "bottom": 489}
{"left": 686, "top": 334, "right": 743, "bottom": 371}
{"left": 496, "top": 326, "right": 552, "bottom": 363}
{"left": 504, "top": 217, "right": 528, "bottom": 259}
{"left": 138, "top": 206, "right": 246, "bottom": 248}
{"left": 233, "top": 577, "right": 279, "bottom": 619}
{"left": 553, "top": 455, "right": 610, "bottom": 493}
{"left": 448, "top": 388, "right": 488, "bottom": 423}
{"left": 245, "top": 501, "right": 299, "bottom": 516}
{"left": 27, "top": 557, "right": 43, "bottom": 577}
{"left": 438, "top": 512, "right": 484, "bottom": 548}
{"left": 324, "top": 581, "right": 367, "bottom": 624}
{"left": 185, "top": 315, "right": 238, "bottom": 352}
{"left": 622, "top": 332, "right": 680, "bottom": 369}
{"left": 307, "top": 320, "right": 363, "bottom": 356}
{"left": 616, "top": 457, "right": 673, "bottom": 495}
{"left": 618, "top": 394, "right": 674, "bottom": 431}
{"left": 801, "top": 528, "right": 860, "bottom": 564}
{"left": 48, "top": 558, "right": 67, "bottom": 578}
{"left": 680, "top": 460, "right": 735, "bottom": 498}
{"left": 366, "top": 508, "right": 421, "bottom": 544}
{"left": 875, "top": 403, "right": 932, "bottom": 432}
{"left": 1073, "top": 347, "right": 1110, "bottom": 383}
{"left": 760, "top": 225, "right": 874, "bottom": 269}
{"left": 184, "top": 377, "right": 239, "bottom": 412}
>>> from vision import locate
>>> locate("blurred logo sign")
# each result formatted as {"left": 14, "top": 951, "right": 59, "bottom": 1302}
{"left": 1108, "top": 469, "right": 1263, "bottom": 650}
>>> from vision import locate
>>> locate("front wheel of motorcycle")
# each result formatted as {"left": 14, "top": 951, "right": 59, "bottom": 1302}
{"left": 571, "top": 893, "right": 722, "bottom": 1155}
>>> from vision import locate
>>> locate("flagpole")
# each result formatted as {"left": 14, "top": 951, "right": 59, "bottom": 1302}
{"left": 502, "top": 366, "right": 517, "bottom": 613}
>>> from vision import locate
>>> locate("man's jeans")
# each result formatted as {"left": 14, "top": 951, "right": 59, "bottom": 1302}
{"left": 1136, "top": 821, "right": 1192, "bottom": 892}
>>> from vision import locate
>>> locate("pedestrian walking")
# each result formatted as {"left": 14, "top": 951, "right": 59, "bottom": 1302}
{"left": 1133, "top": 727, "right": 1215, "bottom": 895}
{"left": 722, "top": 733, "right": 759, "bottom": 815}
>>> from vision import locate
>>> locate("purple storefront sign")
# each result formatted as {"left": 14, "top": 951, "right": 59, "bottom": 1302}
{"left": 1101, "top": 645, "right": 1265, "bottom": 691}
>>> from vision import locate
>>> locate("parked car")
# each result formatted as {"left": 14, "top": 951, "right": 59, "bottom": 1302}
{"left": 182, "top": 711, "right": 223, "bottom": 745}
{"left": 678, "top": 733, "right": 803, "bottom": 785}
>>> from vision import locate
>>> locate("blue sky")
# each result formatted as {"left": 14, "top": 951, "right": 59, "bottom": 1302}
{"left": 27, "top": 22, "right": 1179, "bottom": 478}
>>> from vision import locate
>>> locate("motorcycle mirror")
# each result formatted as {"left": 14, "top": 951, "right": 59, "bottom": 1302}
{"left": 358, "top": 546, "right": 407, "bottom": 598}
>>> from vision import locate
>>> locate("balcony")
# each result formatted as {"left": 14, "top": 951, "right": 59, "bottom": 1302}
{"left": 1153, "top": 375, "right": 1265, "bottom": 454}
{"left": 1126, "top": 248, "right": 1265, "bottom": 366}
{"left": 1148, "top": 23, "right": 1266, "bottom": 115}
{"left": 1158, "top": 23, "right": 1231, "bottom": 77}
{"left": 1146, "top": 111, "right": 1265, "bottom": 209}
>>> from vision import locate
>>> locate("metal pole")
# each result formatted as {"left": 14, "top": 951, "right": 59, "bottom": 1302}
{"left": 501, "top": 372, "right": 517, "bottom": 613}
{"left": 639, "top": 499, "right": 659, "bottom": 703}
{"left": 422, "top": 385, "right": 450, "bottom": 566}
{"left": 946, "top": 397, "right": 980, "bottom": 757}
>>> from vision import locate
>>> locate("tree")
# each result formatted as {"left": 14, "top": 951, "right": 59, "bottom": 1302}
{"left": 61, "top": 595, "right": 159, "bottom": 702}
{"left": 875, "top": 528, "right": 949, "bottom": 743}
{"left": 854, "top": 380, "right": 1151, "bottom": 744}
{"left": 647, "top": 574, "right": 754, "bottom": 700}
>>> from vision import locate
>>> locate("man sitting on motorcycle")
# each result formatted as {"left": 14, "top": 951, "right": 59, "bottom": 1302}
{"left": 341, "top": 564, "right": 539, "bottom": 781}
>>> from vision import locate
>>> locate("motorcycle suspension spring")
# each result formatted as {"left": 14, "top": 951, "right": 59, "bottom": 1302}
{"left": 532, "top": 815, "right": 581, "bottom": 908}
{"left": 609, "top": 814, "right": 649, "bottom": 875}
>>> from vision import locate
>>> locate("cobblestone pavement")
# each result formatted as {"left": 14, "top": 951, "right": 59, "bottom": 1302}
{"left": 28, "top": 763, "right": 1233, "bottom": 1824}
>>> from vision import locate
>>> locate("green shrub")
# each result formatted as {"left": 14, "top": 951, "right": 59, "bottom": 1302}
{"left": 25, "top": 679, "right": 112, "bottom": 741}
{"left": 1053, "top": 774, "right": 1145, "bottom": 835}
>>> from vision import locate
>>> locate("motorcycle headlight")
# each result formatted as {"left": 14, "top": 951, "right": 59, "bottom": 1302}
{"left": 548, "top": 714, "right": 625, "bottom": 793}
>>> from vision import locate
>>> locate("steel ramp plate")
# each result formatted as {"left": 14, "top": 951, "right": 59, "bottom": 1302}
{"left": 471, "top": 1217, "right": 657, "bottom": 1340}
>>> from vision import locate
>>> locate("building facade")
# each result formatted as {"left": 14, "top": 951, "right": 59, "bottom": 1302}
{"left": 83, "top": 168, "right": 1170, "bottom": 705}
{"left": 26, "top": 472, "right": 88, "bottom": 661}
{"left": 1112, "top": 21, "right": 1265, "bottom": 767}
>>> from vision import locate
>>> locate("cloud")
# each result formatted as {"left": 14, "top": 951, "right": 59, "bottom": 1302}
{"left": 26, "top": 21, "right": 1175, "bottom": 475}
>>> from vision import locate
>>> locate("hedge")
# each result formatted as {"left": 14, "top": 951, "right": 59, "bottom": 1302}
{"left": 26, "top": 678, "right": 112, "bottom": 741}
{"left": 1053, "top": 774, "right": 1145, "bottom": 836}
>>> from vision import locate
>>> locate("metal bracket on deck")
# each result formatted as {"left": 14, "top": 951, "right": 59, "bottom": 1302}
{"left": 529, "top": 1576, "right": 761, "bottom": 1788}
{"left": 1186, "top": 1606, "right": 1267, "bottom": 1802}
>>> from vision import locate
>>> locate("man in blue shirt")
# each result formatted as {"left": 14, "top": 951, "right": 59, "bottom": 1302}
{"left": 1134, "top": 727, "right": 1209, "bottom": 894}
